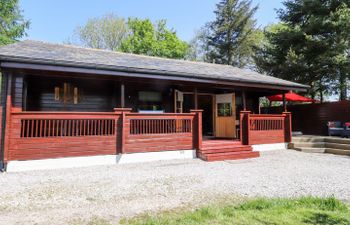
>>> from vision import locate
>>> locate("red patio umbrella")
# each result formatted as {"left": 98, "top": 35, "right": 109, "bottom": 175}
{"left": 267, "top": 91, "right": 317, "bottom": 102}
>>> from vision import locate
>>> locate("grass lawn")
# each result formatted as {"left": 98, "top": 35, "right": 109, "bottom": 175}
{"left": 120, "top": 196, "right": 350, "bottom": 225}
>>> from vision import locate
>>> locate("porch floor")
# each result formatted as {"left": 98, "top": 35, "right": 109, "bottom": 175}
{"left": 199, "top": 139, "right": 260, "bottom": 162}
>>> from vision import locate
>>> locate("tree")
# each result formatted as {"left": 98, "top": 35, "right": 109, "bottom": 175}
{"left": 120, "top": 18, "right": 188, "bottom": 59}
{"left": 328, "top": 4, "right": 350, "bottom": 100}
{"left": 204, "top": 0, "right": 259, "bottom": 68}
{"left": 255, "top": 1, "right": 350, "bottom": 101}
{"left": 0, "top": 0, "right": 29, "bottom": 46}
{"left": 71, "top": 13, "right": 128, "bottom": 50}
{"left": 254, "top": 23, "right": 328, "bottom": 99}
{"left": 186, "top": 28, "right": 210, "bottom": 61}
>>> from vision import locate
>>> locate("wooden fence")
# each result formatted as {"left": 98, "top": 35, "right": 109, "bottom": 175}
{"left": 262, "top": 100, "right": 350, "bottom": 136}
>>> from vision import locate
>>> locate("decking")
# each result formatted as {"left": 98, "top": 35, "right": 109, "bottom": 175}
{"left": 198, "top": 139, "right": 259, "bottom": 162}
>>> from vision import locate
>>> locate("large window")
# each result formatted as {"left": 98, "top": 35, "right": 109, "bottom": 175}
{"left": 138, "top": 91, "right": 163, "bottom": 111}
{"left": 217, "top": 103, "right": 232, "bottom": 117}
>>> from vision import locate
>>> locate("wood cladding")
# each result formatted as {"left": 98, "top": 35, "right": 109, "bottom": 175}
{"left": 26, "top": 76, "right": 116, "bottom": 112}
{"left": 11, "top": 74, "right": 23, "bottom": 112}
{"left": 25, "top": 75, "right": 175, "bottom": 113}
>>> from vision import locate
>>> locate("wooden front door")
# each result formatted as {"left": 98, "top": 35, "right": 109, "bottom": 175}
{"left": 215, "top": 93, "right": 236, "bottom": 138}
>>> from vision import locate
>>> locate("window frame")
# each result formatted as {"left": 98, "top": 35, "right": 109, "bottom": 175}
{"left": 217, "top": 102, "right": 232, "bottom": 117}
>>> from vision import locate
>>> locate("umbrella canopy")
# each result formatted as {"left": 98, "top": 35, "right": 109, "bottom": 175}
{"left": 267, "top": 91, "right": 316, "bottom": 102}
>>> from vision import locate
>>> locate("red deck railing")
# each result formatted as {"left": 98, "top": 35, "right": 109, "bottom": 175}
{"left": 240, "top": 111, "right": 292, "bottom": 145}
{"left": 5, "top": 110, "right": 202, "bottom": 161}
{"left": 249, "top": 115, "right": 284, "bottom": 131}
{"left": 20, "top": 118, "right": 115, "bottom": 138}
{"left": 3, "top": 109, "right": 291, "bottom": 162}
{"left": 121, "top": 112, "right": 199, "bottom": 153}
{"left": 129, "top": 118, "right": 192, "bottom": 135}
{"left": 7, "top": 112, "right": 119, "bottom": 161}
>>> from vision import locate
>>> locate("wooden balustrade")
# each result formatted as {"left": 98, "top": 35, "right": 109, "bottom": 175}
{"left": 20, "top": 119, "right": 115, "bottom": 138}
{"left": 8, "top": 112, "right": 119, "bottom": 160}
{"left": 240, "top": 111, "right": 292, "bottom": 145}
{"left": 129, "top": 118, "right": 192, "bottom": 135}
{"left": 123, "top": 112, "right": 197, "bottom": 153}
{"left": 249, "top": 115, "right": 284, "bottom": 131}
{"left": 6, "top": 110, "right": 202, "bottom": 161}
{"left": 3, "top": 108, "right": 291, "bottom": 162}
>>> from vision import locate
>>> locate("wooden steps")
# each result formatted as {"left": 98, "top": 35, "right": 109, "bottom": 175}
{"left": 199, "top": 140, "right": 259, "bottom": 162}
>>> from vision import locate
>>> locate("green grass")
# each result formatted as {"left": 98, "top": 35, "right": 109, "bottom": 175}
{"left": 120, "top": 196, "right": 350, "bottom": 225}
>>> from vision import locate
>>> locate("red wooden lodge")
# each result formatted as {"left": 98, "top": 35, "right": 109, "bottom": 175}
{"left": 0, "top": 41, "right": 308, "bottom": 171}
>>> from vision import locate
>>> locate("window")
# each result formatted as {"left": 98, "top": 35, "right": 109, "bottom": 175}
{"left": 138, "top": 91, "right": 163, "bottom": 111}
{"left": 54, "top": 87, "right": 60, "bottom": 101}
{"left": 54, "top": 83, "right": 80, "bottom": 104}
{"left": 217, "top": 103, "right": 232, "bottom": 117}
{"left": 138, "top": 91, "right": 162, "bottom": 102}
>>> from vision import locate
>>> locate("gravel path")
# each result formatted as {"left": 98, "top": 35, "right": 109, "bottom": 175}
{"left": 0, "top": 150, "right": 349, "bottom": 225}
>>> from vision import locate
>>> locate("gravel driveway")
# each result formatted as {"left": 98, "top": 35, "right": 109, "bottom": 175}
{"left": 0, "top": 150, "right": 349, "bottom": 225}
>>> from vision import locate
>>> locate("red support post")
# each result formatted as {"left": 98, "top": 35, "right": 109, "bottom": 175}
{"left": 114, "top": 108, "right": 132, "bottom": 154}
{"left": 240, "top": 111, "right": 251, "bottom": 145}
{"left": 190, "top": 109, "right": 203, "bottom": 153}
{"left": 282, "top": 112, "right": 292, "bottom": 143}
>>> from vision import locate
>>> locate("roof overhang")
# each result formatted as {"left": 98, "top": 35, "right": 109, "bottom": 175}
{"left": 0, "top": 60, "right": 308, "bottom": 92}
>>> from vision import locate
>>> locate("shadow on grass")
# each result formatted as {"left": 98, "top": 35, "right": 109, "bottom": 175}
{"left": 303, "top": 212, "right": 350, "bottom": 225}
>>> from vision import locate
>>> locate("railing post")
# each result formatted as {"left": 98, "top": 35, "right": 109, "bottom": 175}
{"left": 114, "top": 108, "right": 132, "bottom": 154}
{"left": 240, "top": 111, "right": 251, "bottom": 145}
{"left": 282, "top": 112, "right": 292, "bottom": 143}
{"left": 190, "top": 110, "right": 203, "bottom": 153}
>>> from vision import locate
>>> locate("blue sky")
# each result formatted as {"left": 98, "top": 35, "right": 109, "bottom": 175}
{"left": 20, "top": 0, "right": 284, "bottom": 43}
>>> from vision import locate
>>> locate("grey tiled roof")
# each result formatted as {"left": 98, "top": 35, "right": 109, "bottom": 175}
{"left": 0, "top": 40, "right": 307, "bottom": 89}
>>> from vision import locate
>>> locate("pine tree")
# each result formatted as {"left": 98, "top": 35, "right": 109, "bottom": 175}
{"left": 205, "top": 0, "right": 259, "bottom": 68}
{"left": 255, "top": 0, "right": 350, "bottom": 101}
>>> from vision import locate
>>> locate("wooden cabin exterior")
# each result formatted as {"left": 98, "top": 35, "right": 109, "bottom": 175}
{"left": 0, "top": 41, "right": 307, "bottom": 170}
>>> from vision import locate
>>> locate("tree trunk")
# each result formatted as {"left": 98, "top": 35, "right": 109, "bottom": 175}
{"left": 339, "top": 70, "right": 347, "bottom": 101}
{"left": 319, "top": 90, "right": 323, "bottom": 103}
{"left": 309, "top": 83, "right": 316, "bottom": 100}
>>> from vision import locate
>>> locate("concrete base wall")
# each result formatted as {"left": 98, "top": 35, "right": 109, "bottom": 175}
{"left": 6, "top": 150, "right": 196, "bottom": 172}
{"left": 252, "top": 143, "right": 288, "bottom": 152}
{"left": 117, "top": 150, "right": 196, "bottom": 164}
